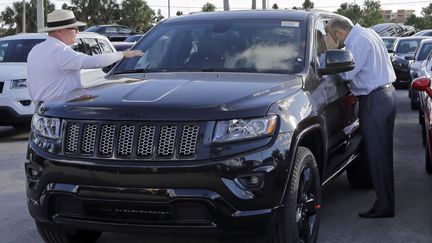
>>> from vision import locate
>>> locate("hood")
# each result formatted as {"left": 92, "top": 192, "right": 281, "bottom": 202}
{"left": 42, "top": 72, "right": 302, "bottom": 121}
{"left": 0, "top": 63, "right": 27, "bottom": 80}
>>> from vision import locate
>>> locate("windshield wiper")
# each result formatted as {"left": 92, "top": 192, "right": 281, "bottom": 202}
{"left": 113, "top": 68, "right": 167, "bottom": 74}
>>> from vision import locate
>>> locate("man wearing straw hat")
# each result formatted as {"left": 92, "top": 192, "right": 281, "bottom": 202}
{"left": 27, "top": 9, "right": 143, "bottom": 103}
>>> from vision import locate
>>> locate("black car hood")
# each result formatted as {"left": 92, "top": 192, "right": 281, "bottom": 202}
{"left": 43, "top": 72, "right": 302, "bottom": 121}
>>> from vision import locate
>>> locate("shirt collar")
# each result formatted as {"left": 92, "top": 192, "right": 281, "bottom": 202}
{"left": 47, "top": 36, "right": 68, "bottom": 47}
{"left": 344, "top": 23, "right": 362, "bottom": 46}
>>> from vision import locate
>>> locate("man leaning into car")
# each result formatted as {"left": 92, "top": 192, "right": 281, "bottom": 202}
{"left": 326, "top": 17, "right": 398, "bottom": 218}
{"left": 27, "top": 9, "right": 142, "bottom": 105}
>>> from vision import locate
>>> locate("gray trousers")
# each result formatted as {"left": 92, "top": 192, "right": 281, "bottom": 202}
{"left": 358, "top": 85, "right": 398, "bottom": 213}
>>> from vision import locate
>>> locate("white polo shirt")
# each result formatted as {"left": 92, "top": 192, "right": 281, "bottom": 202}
{"left": 27, "top": 36, "right": 123, "bottom": 102}
{"left": 342, "top": 24, "right": 396, "bottom": 96}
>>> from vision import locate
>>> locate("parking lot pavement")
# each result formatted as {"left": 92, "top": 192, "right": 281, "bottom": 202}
{"left": 1, "top": 89, "right": 431, "bottom": 243}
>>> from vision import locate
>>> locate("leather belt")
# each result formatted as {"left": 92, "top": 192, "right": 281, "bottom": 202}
{"left": 376, "top": 83, "right": 393, "bottom": 90}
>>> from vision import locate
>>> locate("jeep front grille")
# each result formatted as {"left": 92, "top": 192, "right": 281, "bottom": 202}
{"left": 63, "top": 121, "right": 200, "bottom": 160}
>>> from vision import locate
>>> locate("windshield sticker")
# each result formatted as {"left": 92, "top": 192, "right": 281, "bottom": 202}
{"left": 281, "top": 21, "right": 299, "bottom": 27}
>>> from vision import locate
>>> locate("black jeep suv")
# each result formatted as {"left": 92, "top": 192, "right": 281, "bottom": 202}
{"left": 26, "top": 10, "right": 371, "bottom": 243}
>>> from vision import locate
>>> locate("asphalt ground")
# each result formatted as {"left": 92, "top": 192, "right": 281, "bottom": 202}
{"left": 1, "top": 89, "right": 431, "bottom": 243}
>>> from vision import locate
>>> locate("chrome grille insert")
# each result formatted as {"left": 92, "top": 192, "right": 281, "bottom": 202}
{"left": 65, "top": 123, "right": 79, "bottom": 153}
{"left": 99, "top": 124, "right": 115, "bottom": 156}
{"left": 117, "top": 125, "right": 135, "bottom": 157}
{"left": 179, "top": 125, "right": 199, "bottom": 157}
{"left": 81, "top": 124, "right": 97, "bottom": 155}
{"left": 63, "top": 121, "right": 199, "bottom": 160}
{"left": 137, "top": 125, "right": 156, "bottom": 158}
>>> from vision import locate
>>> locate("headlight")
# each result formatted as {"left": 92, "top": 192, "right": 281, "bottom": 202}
{"left": 31, "top": 114, "right": 61, "bottom": 139}
{"left": 10, "top": 79, "right": 27, "bottom": 89}
{"left": 213, "top": 115, "right": 277, "bottom": 143}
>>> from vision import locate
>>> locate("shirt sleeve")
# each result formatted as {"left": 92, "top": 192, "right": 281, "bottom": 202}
{"left": 341, "top": 37, "right": 371, "bottom": 80}
{"left": 57, "top": 46, "right": 123, "bottom": 71}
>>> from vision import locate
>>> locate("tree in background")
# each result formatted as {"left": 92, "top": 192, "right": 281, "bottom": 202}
{"left": 361, "top": 0, "right": 384, "bottom": 27}
{"left": 62, "top": 0, "right": 120, "bottom": 28}
{"left": 1, "top": 0, "right": 55, "bottom": 35}
{"left": 272, "top": 4, "right": 279, "bottom": 9}
{"left": 176, "top": 11, "right": 183, "bottom": 16}
{"left": 202, "top": 2, "right": 216, "bottom": 12}
{"left": 119, "top": 0, "right": 155, "bottom": 32}
{"left": 336, "top": 2, "right": 362, "bottom": 24}
{"left": 302, "top": 0, "right": 314, "bottom": 10}
{"left": 405, "top": 3, "right": 432, "bottom": 29}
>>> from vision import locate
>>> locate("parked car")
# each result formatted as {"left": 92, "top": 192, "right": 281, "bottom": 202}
{"left": 413, "top": 29, "right": 432, "bottom": 37}
{"left": 84, "top": 24, "right": 137, "bottom": 41}
{"left": 124, "top": 34, "right": 144, "bottom": 42}
{"left": 26, "top": 10, "right": 371, "bottom": 243}
{"left": 381, "top": 36, "right": 398, "bottom": 54}
{"left": 411, "top": 73, "right": 432, "bottom": 174}
{"left": 371, "top": 23, "right": 416, "bottom": 37}
{"left": 0, "top": 32, "right": 116, "bottom": 127}
{"left": 391, "top": 36, "right": 431, "bottom": 87}
{"left": 408, "top": 39, "right": 432, "bottom": 109}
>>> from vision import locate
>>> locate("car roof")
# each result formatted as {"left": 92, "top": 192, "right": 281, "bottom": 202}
{"left": 163, "top": 10, "right": 312, "bottom": 24}
{"left": 0, "top": 32, "right": 109, "bottom": 41}
{"left": 419, "top": 39, "right": 432, "bottom": 44}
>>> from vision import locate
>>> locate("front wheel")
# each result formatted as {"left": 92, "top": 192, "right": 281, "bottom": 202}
{"left": 269, "top": 146, "right": 321, "bottom": 243}
{"left": 36, "top": 221, "right": 102, "bottom": 243}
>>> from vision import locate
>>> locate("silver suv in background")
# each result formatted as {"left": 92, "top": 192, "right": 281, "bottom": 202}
{"left": 0, "top": 32, "right": 116, "bottom": 127}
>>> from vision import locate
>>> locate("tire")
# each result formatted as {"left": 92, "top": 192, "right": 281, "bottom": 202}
{"left": 36, "top": 221, "right": 102, "bottom": 243}
{"left": 269, "top": 146, "right": 321, "bottom": 243}
{"left": 410, "top": 93, "right": 419, "bottom": 110}
{"left": 346, "top": 150, "right": 373, "bottom": 189}
{"left": 425, "top": 142, "right": 432, "bottom": 175}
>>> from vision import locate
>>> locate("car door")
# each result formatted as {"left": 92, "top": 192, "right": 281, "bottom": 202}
{"left": 308, "top": 18, "right": 361, "bottom": 180}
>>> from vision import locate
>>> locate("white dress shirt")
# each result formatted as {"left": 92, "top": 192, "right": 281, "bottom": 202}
{"left": 27, "top": 36, "right": 123, "bottom": 102}
{"left": 342, "top": 24, "right": 396, "bottom": 96}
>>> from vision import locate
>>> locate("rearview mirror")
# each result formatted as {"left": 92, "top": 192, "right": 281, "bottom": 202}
{"left": 318, "top": 49, "right": 355, "bottom": 75}
{"left": 412, "top": 77, "right": 432, "bottom": 98}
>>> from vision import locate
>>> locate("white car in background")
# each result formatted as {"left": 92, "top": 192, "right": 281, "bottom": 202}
{"left": 0, "top": 32, "right": 116, "bottom": 127}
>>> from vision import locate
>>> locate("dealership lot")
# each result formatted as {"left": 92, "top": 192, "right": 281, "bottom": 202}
{"left": 1, "top": 90, "right": 431, "bottom": 243}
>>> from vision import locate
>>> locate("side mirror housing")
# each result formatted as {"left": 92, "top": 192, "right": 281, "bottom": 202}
{"left": 412, "top": 77, "right": 432, "bottom": 98}
{"left": 102, "top": 62, "right": 117, "bottom": 73}
{"left": 318, "top": 49, "right": 355, "bottom": 75}
{"left": 405, "top": 54, "right": 414, "bottom": 61}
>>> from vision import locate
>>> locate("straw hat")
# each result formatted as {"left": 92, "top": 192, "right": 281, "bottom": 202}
{"left": 39, "top": 9, "right": 86, "bottom": 32}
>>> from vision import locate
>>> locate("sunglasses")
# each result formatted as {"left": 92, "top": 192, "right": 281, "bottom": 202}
{"left": 67, "top": 27, "right": 79, "bottom": 31}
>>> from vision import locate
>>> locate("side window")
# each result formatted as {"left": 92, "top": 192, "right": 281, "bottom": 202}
{"left": 105, "top": 26, "right": 117, "bottom": 34}
{"left": 0, "top": 42, "right": 8, "bottom": 62}
{"left": 118, "top": 27, "right": 133, "bottom": 34}
{"left": 81, "top": 38, "right": 102, "bottom": 55}
{"left": 97, "top": 39, "right": 114, "bottom": 53}
{"left": 71, "top": 39, "right": 87, "bottom": 54}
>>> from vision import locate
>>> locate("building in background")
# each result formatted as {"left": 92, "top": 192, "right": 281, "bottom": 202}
{"left": 383, "top": 9, "right": 416, "bottom": 23}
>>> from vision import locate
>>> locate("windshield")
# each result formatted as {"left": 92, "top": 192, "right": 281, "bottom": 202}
{"left": 0, "top": 39, "right": 44, "bottom": 62}
{"left": 395, "top": 39, "right": 423, "bottom": 54}
{"left": 115, "top": 20, "right": 306, "bottom": 74}
{"left": 382, "top": 38, "right": 396, "bottom": 49}
{"left": 417, "top": 43, "right": 432, "bottom": 61}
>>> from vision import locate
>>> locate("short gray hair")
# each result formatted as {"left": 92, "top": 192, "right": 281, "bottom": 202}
{"left": 328, "top": 16, "right": 353, "bottom": 32}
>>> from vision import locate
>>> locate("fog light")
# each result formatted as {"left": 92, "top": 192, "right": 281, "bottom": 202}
{"left": 235, "top": 173, "right": 265, "bottom": 189}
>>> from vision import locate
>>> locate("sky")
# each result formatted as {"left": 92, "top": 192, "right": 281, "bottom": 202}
{"left": 0, "top": 0, "right": 431, "bottom": 18}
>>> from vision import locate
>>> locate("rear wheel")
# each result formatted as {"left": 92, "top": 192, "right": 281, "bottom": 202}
{"left": 346, "top": 150, "right": 373, "bottom": 189}
{"left": 269, "top": 146, "right": 321, "bottom": 243}
{"left": 36, "top": 221, "right": 102, "bottom": 243}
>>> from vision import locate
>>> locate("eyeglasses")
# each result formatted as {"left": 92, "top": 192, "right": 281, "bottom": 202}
{"left": 67, "top": 27, "right": 79, "bottom": 31}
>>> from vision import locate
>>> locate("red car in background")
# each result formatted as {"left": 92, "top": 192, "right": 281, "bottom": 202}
{"left": 412, "top": 74, "right": 432, "bottom": 174}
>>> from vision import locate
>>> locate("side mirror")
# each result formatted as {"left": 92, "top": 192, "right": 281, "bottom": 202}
{"left": 405, "top": 54, "right": 414, "bottom": 60}
{"left": 318, "top": 49, "right": 355, "bottom": 75}
{"left": 102, "top": 62, "right": 117, "bottom": 73}
{"left": 412, "top": 77, "right": 432, "bottom": 98}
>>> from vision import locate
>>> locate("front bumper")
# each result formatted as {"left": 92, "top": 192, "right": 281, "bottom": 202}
{"left": 0, "top": 83, "right": 34, "bottom": 125}
{"left": 25, "top": 133, "right": 292, "bottom": 234}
